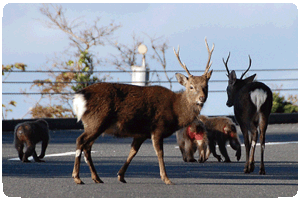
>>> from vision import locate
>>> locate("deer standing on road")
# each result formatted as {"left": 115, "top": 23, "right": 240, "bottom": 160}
{"left": 223, "top": 53, "right": 272, "bottom": 174}
{"left": 72, "top": 38, "right": 214, "bottom": 185}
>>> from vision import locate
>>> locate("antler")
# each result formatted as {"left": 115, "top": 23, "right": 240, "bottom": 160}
{"left": 222, "top": 52, "right": 231, "bottom": 76}
{"left": 204, "top": 37, "right": 214, "bottom": 74}
{"left": 240, "top": 55, "right": 252, "bottom": 79}
{"left": 173, "top": 46, "right": 192, "bottom": 77}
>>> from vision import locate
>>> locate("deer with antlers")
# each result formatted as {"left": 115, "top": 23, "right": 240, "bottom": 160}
{"left": 72, "top": 38, "right": 214, "bottom": 185}
{"left": 223, "top": 53, "right": 272, "bottom": 174}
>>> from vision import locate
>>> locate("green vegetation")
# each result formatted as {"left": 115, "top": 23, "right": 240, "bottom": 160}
{"left": 272, "top": 92, "right": 298, "bottom": 113}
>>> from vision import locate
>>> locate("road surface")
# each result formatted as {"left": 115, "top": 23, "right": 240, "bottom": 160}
{"left": 2, "top": 123, "right": 298, "bottom": 197}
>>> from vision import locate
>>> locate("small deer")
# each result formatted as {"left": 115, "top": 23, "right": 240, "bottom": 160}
{"left": 14, "top": 119, "right": 49, "bottom": 162}
{"left": 72, "top": 38, "right": 214, "bottom": 185}
{"left": 176, "top": 119, "right": 209, "bottom": 163}
{"left": 198, "top": 115, "right": 241, "bottom": 162}
{"left": 223, "top": 53, "right": 273, "bottom": 174}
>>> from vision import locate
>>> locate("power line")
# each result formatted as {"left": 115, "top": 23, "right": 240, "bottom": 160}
{"left": 2, "top": 88, "right": 298, "bottom": 95}
{"left": 2, "top": 68, "right": 298, "bottom": 95}
{"left": 3, "top": 68, "right": 298, "bottom": 73}
{"left": 2, "top": 78, "right": 298, "bottom": 84}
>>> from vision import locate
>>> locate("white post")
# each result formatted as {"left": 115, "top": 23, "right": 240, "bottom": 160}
{"left": 131, "top": 44, "right": 149, "bottom": 86}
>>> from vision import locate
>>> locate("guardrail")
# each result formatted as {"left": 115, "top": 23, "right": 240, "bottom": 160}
{"left": 2, "top": 113, "right": 297, "bottom": 131}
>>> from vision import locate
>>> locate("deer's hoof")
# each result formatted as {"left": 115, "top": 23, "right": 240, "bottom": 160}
{"left": 118, "top": 175, "right": 127, "bottom": 183}
{"left": 249, "top": 162, "right": 255, "bottom": 172}
{"left": 74, "top": 177, "right": 84, "bottom": 184}
{"left": 165, "top": 180, "right": 175, "bottom": 185}
{"left": 163, "top": 178, "right": 175, "bottom": 185}
{"left": 243, "top": 167, "right": 250, "bottom": 174}
{"left": 186, "top": 158, "right": 197, "bottom": 162}
{"left": 93, "top": 177, "right": 103, "bottom": 183}
{"left": 259, "top": 168, "right": 266, "bottom": 175}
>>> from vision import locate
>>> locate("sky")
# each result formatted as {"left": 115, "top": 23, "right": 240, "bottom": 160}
{"left": 2, "top": 3, "right": 298, "bottom": 120}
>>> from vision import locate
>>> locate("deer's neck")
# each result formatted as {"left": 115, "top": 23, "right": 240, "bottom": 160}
{"left": 174, "top": 92, "right": 200, "bottom": 128}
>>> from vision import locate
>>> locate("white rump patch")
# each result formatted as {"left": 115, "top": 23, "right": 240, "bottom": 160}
{"left": 73, "top": 94, "right": 87, "bottom": 122}
{"left": 250, "top": 89, "right": 267, "bottom": 112}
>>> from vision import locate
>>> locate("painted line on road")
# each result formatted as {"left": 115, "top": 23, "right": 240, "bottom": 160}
{"left": 8, "top": 141, "right": 297, "bottom": 161}
{"left": 175, "top": 141, "right": 298, "bottom": 149}
{"left": 8, "top": 151, "right": 97, "bottom": 161}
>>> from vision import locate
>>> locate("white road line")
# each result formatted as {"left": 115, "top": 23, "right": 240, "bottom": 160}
{"left": 8, "top": 151, "right": 97, "bottom": 161}
{"left": 174, "top": 141, "right": 298, "bottom": 149}
{"left": 8, "top": 141, "right": 298, "bottom": 161}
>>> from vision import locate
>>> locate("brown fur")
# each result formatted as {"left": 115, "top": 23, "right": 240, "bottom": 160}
{"left": 199, "top": 115, "right": 241, "bottom": 162}
{"left": 176, "top": 119, "right": 209, "bottom": 163}
{"left": 72, "top": 40, "right": 214, "bottom": 185}
{"left": 14, "top": 119, "right": 49, "bottom": 162}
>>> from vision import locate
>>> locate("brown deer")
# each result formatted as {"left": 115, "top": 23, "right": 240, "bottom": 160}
{"left": 223, "top": 52, "right": 273, "bottom": 174}
{"left": 72, "top": 38, "right": 214, "bottom": 185}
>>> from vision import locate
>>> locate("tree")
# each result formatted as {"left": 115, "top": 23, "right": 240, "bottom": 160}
{"left": 26, "top": 4, "right": 170, "bottom": 119}
{"left": 272, "top": 92, "right": 298, "bottom": 113}
{"left": 28, "top": 4, "right": 120, "bottom": 118}
{"left": 2, "top": 63, "right": 27, "bottom": 119}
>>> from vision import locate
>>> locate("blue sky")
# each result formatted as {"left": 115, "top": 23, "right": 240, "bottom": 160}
{"left": 2, "top": 3, "right": 298, "bottom": 119}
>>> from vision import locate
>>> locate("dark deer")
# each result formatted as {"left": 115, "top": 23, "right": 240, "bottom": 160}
{"left": 72, "top": 38, "right": 214, "bottom": 185}
{"left": 223, "top": 52, "right": 272, "bottom": 174}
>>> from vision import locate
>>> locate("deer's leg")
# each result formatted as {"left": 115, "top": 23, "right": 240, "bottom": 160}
{"left": 83, "top": 140, "right": 103, "bottom": 183}
{"left": 72, "top": 132, "right": 86, "bottom": 184}
{"left": 117, "top": 137, "right": 147, "bottom": 183}
{"left": 259, "top": 115, "right": 268, "bottom": 175}
{"left": 72, "top": 130, "right": 103, "bottom": 184}
{"left": 249, "top": 124, "right": 258, "bottom": 173}
{"left": 240, "top": 125, "right": 251, "bottom": 173}
{"left": 151, "top": 133, "right": 173, "bottom": 185}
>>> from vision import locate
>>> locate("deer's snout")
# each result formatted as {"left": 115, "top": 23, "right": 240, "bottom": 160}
{"left": 226, "top": 101, "right": 233, "bottom": 107}
{"left": 199, "top": 96, "right": 206, "bottom": 102}
{"left": 196, "top": 95, "right": 206, "bottom": 105}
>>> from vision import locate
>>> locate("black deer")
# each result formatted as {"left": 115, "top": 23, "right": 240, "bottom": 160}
{"left": 223, "top": 52, "right": 272, "bottom": 174}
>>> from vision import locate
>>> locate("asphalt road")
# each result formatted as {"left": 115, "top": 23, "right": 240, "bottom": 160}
{"left": 2, "top": 123, "right": 298, "bottom": 197}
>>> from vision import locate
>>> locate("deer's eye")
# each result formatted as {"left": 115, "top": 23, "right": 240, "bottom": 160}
{"left": 190, "top": 86, "right": 194, "bottom": 90}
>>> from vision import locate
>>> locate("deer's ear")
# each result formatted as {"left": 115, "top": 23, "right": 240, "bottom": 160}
{"left": 175, "top": 73, "right": 188, "bottom": 86}
{"left": 228, "top": 71, "right": 237, "bottom": 84}
{"left": 244, "top": 74, "right": 256, "bottom": 84}
{"left": 206, "top": 70, "right": 213, "bottom": 80}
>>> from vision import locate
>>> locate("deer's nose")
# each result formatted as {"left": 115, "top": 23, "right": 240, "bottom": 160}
{"left": 199, "top": 96, "right": 205, "bottom": 102}
{"left": 226, "top": 101, "right": 233, "bottom": 107}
